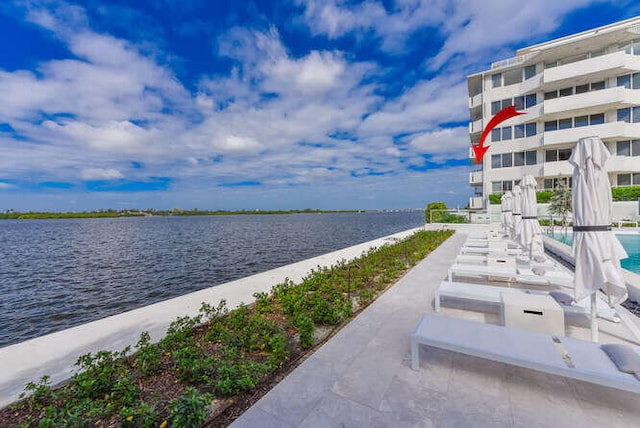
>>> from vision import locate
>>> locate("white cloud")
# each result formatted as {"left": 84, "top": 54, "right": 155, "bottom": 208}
{"left": 0, "top": 182, "right": 15, "bottom": 189}
{"left": 80, "top": 168, "right": 124, "bottom": 180}
{"left": 2, "top": 0, "right": 605, "bottom": 210}
{"left": 409, "top": 126, "right": 470, "bottom": 162}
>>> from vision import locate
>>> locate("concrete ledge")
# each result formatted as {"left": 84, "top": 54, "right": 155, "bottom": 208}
{"left": 0, "top": 227, "right": 424, "bottom": 409}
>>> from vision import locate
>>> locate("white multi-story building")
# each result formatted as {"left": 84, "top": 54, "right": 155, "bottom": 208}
{"left": 467, "top": 16, "right": 640, "bottom": 211}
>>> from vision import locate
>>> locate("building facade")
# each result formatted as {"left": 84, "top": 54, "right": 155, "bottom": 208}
{"left": 467, "top": 16, "right": 640, "bottom": 210}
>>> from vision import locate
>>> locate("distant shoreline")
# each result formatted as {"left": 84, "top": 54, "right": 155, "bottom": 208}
{"left": 0, "top": 208, "right": 422, "bottom": 220}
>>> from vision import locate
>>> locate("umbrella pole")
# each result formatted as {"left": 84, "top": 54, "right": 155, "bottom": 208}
{"left": 591, "top": 293, "right": 598, "bottom": 342}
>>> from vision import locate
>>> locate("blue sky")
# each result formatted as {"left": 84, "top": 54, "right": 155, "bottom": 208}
{"left": 1, "top": 1, "right": 639, "bottom": 211}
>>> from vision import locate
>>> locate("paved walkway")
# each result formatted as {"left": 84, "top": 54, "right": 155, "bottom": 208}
{"left": 232, "top": 230, "right": 640, "bottom": 427}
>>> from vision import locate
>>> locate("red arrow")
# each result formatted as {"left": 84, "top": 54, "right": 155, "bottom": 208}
{"left": 472, "top": 105, "right": 526, "bottom": 163}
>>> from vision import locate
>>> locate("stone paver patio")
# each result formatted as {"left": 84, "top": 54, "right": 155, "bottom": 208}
{"left": 231, "top": 229, "right": 640, "bottom": 427}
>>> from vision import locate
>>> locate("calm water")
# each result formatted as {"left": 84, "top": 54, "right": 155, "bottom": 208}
{"left": 547, "top": 232, "right": 640, "bottom": 274}
{"left": 0, "top": 212, "right": 423, "bottom": 347}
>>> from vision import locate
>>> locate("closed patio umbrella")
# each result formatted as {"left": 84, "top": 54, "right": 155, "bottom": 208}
{"left": 569, "top": 136, "right": 628, "bottom": 342}
{"left": 501, "top": 191, "right": 513, "bottom": 238}
{"left": 511, "top": 184, "right": 522, "bottom": 242}
{"left": 519, "top": 175, "right": 544, "bottom": 261}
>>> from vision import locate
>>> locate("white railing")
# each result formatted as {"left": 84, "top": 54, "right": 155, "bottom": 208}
{"left": 469, "top": 170, "right": 483, "bottom": 184}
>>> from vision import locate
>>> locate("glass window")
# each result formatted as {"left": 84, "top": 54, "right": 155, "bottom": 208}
{"left": 544, "top": 61, "right": 557, "bottom": 69}
{"left": 575, "top": 84, "right": 589, "bottom": 94}
{"left": 502, "top": 127, "right": 512, "bottom": 140}
{"left": 525, "top": 150, "right": 537, "bottom": 165}
{"left": 620, "top": 42, "right": 632, "bottom": 54}
{"left": 559, "top": 87, "right": 573, "bottom": 97}
{"left": 502, "top": 153, "right": 512, "bottom": 167}
{"left": 590, "top": 49, "right": 605, "bottom": 58}
{"left": 491, "top": 154, "right": 501, "bottom": 169}
{"left": 634, "top": 72, "right": 640, "bottom": 89}
{"left": 632, "top": 140, "right": 640, "bottom": 156}
{"left": 524, "top": 65, "right": 536, "bottom": 79}
{"left": 491, "top": 101, "right": 501, "bottom": 115}
{"left": 634, "top": 40, "right": 640, "bottom": 55}
{"left": 558, "top": 148, "right": 572, "bottom": 161}
{"left": 546, "top": 150, "right": 558, "bottom": 162}
{"left": 514, "top": 96, "right": 524, "bottom": 110}
{"left": 633, "top": 106, "right": 640, "bottom": 123}
{"left": 559, "top": 118, "right": 572, "bottom": 129}
{"left": 525, "top": 122, "right": 537, "bottom": 137}
{"left": 618, "top": 108, "right": 631, "bottom": 123}
{"left": 502, "top": 181, "right": 513, "bottom": 191}
{"left": 501, "top": 98, "right": 512, "bottom": 110}
{"left": 544, "top": 179, "right": 553, "bottom": 189}
{"left": 544, "top": 90, "right": 558, "bottom": 100}
{"left": 574, "top": 115, "right": 588, "bottom": 127}
{"left": 504, "top": 68, "right": 523, "bottom": 86}
{"left": 618, "top": 174, "right": 631, "bottom": 186}
{"left": 525, "top": 94, "right": 537, "bottom": 108}
{"left": 617, "top": 141, "right": 631, "bottom": 156}
{"left": 513, "top": 151, "right": 525, "bottom": 166}
{"left": 492, "top": 181, "right": 502, "bottom": 193}
{"left": 590, "top": 113, "right": 605, "bottom": 125}
{"left": 618, "top": 74, "right": 631, "bottom": 89}
{"left": 591, "top": 81, "right": 605, "bottom": 90}
{"left": 492, "top": 128, "right": 501, "bottom": 142}
{"left": 492, "top": 73, "right": 502, "bottom": 88}
{"left": 544, "top": 120, "right": 558, "bottom": 132}
{"left": 514, "top": 124, "right": 525, "bottom": 139}
{"left": 634, "top": 173, "right": 640, "bottom": 185}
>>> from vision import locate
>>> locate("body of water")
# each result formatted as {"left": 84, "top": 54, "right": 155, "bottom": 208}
{"left": 547, "top": 232, "right": 640, "bottom": 274}
{"left": 0, "top": 212, "right": 424, "bottom": 347}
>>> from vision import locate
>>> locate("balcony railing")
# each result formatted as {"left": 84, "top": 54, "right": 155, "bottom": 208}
{"left": 543, "top": 87, "right": 640, "bottom": 119}
{"left": 543, "top": 51, "right": 640, "bottom": 86}
{"left": 543, "top": 161, "right": 573, "bottom": 177}
{"left": 468, "top": 196, "right": 484, "bottom": 210}
{"left": 469, "top": 170, "right": 483, "bottom": 184}
{"left": 543, "top": 122, "right": 640, "bottom": 146}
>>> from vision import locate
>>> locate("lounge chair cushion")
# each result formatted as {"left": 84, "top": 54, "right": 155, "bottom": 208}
{"left": 549, "top": 291, "right": 574, "bottom": 305}
{"left": 601, "top": 344, "right": 640, "bottom": 380}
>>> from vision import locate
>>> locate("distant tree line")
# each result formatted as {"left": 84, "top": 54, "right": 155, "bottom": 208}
{"left": 0, "top": 208, "right": 360, "bottom": 220}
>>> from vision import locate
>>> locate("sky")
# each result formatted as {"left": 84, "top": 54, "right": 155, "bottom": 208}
{"left": 1, "top": 1, "right": 640, "bottom": 211}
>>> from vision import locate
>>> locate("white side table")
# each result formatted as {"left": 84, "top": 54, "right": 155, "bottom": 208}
{"left": 501, "top": 292, "right": 565, "bottom": 336}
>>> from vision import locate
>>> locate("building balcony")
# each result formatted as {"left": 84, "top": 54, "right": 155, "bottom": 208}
{"left": 543, "top": 161, "right": 573, "bottom": 177}
{"left": 469, "top": 196, "right": 484, "bottom": 210}
{"left": 521, "top": 102, "right": 544, "bottom": 122}
{"left": 543, "top": 87, "right": 640, "bottom": 120}
{"left": 543, "top": 51, "right": 640, "bottom": 87}
{"left": 469, "top": 92, "right": 482, "bottom": 108}
{"left": 469, "top": 119, "right": 483, "bottom": 134}
{"left": 543, "top": 122, "right": 640, "bottom": 146}
{"left": 469, "top": 170, "right": 483, "bottom": 184}
{"left": 607, "top": 155, "right": 640, "bottom": 172}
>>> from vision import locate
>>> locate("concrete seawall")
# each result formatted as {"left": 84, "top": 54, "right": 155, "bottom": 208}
{"left": 0, "top": 226, "right": 424, "bottom": 409}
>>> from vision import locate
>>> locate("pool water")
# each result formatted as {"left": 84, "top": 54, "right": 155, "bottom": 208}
{"left": 547, "top": 232, "right": 640, "bottom": 274}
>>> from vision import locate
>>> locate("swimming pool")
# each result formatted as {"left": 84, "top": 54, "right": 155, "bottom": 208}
{"left": 547, "top": 231, "right": 640, "bottom": 274}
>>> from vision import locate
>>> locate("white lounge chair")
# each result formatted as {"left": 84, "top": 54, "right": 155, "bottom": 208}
{"left": 455, "top": 254, "right": 557, "bottom": 268}
{"left": 447, "top": 262, "right": 573, "bottom": 287}
{"left": 410, "top": 313, "right": 640, "bottom": 393}
{"left": 434, "top": 280, "right": 620, "bottom": 322}
{"left": 460, "top": 246, "right": 522, "bottom": 256}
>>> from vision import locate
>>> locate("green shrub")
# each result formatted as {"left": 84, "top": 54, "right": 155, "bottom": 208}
{"left": 489, "top": 193, "right": 502, "bottom": 205}
{"left": 134, "top": 331, "right": 162, "bottom": 376}
{"left": 425, "top": 201, "right": 447, "bottom": 222}
{"left": 168, "top": 387, "right": 211, "bottom": 428}
{"left": 296, "top": 314, "right": 315, "bottom": 349}
{"left": 536, "top": 190, "right": 553, "bottom": 203}
{"left": 612, "top": 186, "right": 640, "bottom": 201}
{"left": 213, "top": 361, "right": 268, "bottom": 396}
